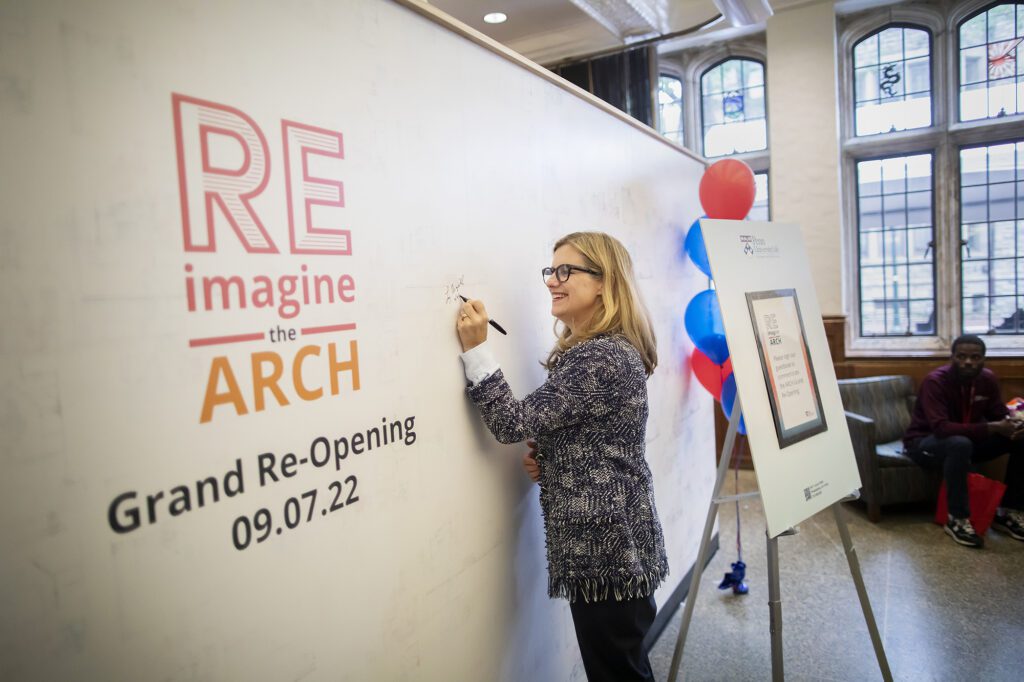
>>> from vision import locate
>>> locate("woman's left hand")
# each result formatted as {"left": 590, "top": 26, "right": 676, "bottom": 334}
{"left": 456, "top": 298, "right": 489, "bottom": 352}
{"left": 523, "top": 440, "right": 540, "bottom": 483}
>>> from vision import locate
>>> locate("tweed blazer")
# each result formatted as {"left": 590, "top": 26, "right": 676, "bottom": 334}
{"left": 467, "top": 333, "right": 668, "bottom": 603}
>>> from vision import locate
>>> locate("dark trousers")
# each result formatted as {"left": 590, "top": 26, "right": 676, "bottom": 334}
{"left": 568, "top": 593, "right": 656, "bottom": 682}
{"left": 907, "top": 434, "right": 1024, "bottom": 519}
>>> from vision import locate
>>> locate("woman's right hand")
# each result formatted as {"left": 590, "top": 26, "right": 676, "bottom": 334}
{"left": 523, "top": 439, "right": 540, "bottom": 483}
{"left": 456, "top": 298, "right": 489, "bottom": 352}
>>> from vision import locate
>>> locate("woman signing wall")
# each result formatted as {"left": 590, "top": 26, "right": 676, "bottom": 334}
{"left": 455, "top": 231, "right": 668, "bottom": 682}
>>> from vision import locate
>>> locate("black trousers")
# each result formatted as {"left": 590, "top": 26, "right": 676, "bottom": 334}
{"left": 907, "top": 433, "right": 1024, "bottom": 519}
{"left": 568, "top": 594, "right": 657, "bottom": 682}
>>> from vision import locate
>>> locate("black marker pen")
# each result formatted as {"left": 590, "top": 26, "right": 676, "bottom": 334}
{"left": 459, "top": 295, "right": 508, "bottom": 335}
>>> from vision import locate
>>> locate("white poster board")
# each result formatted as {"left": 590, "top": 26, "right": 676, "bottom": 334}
{"left": 0, "top": 1, "right": 714, "bottom": 680}
{"left": 701, "top": 220, "right": 861, "bottom": 537}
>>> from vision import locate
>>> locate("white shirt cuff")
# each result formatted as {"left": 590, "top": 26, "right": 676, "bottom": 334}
{"left": 460, "top": 342, "right": 500, "bottom": 385}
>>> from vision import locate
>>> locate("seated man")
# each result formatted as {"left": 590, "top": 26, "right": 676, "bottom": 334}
{"left": 904, "top": 335, "right": 1024, "bottom": 548}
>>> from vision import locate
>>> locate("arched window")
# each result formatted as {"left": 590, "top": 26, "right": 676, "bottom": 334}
{"left": 840, "top": 3, "right": 1024, "bottom": 351}
{"left": 853, "top": 25, "right": 932, "bottom": 136}
{"left": 959, "top": 2, "right": 1024, "bottom": 121}
{"left": 700, "top": 58, "right": 766, "bottom": 158}
{"left": 658, "top": 74, "right": 684, "bottom": 145}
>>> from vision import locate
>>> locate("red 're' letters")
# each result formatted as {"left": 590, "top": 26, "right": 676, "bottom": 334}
{"left": 173, "top": 94, "right": 278, "bottom": 254}
{"left": 282, "top": 121, "right": 349, "bottom": 255}
{"left": 173, "top": 94, "right": 349, "bottom": 257}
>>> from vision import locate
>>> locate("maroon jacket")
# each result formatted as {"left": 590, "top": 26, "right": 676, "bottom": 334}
{"left": 904, "top": 364, "right": 1009, "bottom": 446}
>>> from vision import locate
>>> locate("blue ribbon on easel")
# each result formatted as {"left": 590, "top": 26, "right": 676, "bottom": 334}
{"left": 717, "top": 437, "right": 749, "bottom": 595}
{"left": 718, "top": 560, "right": 748, "bottom": 594}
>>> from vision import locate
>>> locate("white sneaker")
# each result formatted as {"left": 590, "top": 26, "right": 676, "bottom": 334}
{"left": 945, "top": 516, "right": 983, "bottom": 548}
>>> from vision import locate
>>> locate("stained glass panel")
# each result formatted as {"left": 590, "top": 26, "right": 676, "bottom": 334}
{"left": 854, "top": 26, "right": 932, "bottom": 135}
{"left": 701, "top": 59, "right": 768, "bottom": 157}
{"left": 959, "top": 3, "right": 1024, "bottom": 120}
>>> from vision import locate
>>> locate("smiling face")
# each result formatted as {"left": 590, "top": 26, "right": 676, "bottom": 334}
{"left": 547, "top": 244, "right": 603, "bottom": 331}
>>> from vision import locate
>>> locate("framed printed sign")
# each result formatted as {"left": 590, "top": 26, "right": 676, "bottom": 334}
{"left": 745, "top": 289, "right": 827, "bottom": 448}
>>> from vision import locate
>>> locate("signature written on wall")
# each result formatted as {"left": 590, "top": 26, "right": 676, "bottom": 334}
{"left": 443, "top": 276, "right": 465, "bottom": 304}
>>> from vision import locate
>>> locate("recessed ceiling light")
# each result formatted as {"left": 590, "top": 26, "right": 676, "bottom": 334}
{"left": 483, "top": 12, "right": 508, "bottom": 24}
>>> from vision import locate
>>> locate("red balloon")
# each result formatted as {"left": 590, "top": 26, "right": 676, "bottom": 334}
{"left": 699, "top": 159, "right": 756, "bottom": 220}
{"left": 690, "top": 348, "right": 733, "bottom": 400}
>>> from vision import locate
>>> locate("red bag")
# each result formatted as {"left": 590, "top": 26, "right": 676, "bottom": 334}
{"left": 934, "top": 473, "right": 1007, "bottom": 535}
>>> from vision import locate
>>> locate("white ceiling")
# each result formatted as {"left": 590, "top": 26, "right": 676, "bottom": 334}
{"left": 427, "top": 0, "right": 908, "bottom": 65}
{"left": 429, "top": 0, "right": 725, "bottom": 64}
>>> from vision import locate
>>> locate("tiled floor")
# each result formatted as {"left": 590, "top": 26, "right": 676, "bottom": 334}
{"left": 649, "top": 470, "right": 1024, "bottom": 681}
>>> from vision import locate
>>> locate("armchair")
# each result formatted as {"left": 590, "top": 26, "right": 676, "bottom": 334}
{"left": 837, "top": 375, "right": 942, "bottom": 522}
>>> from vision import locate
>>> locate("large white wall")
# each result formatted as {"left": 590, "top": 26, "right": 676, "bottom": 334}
{"left": 0, "top": 1, "right": 714, "bottom": 680}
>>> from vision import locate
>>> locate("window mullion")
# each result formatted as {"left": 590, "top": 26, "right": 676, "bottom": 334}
{"left": 934, "top": 7, "right": 954, "bottom": 344}
{"left": 937, "top": 6, "right": 953, "bottom": 130}
{"left": 684, "top": 67, "right": 701, "bottom": 153}
{"left": 935, "top": 136, "right": 960, "bottom": 345}
{"left": 842, "top": 151, "right": 862, "bottom": 343}
{"left": 949, "top": 117, "right": 1024, "bottom": 146}
{"left": 844, "top": 127, "right": 944, "bottom": 157}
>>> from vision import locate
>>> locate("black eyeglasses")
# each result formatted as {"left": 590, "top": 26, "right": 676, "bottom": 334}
{"left": 541, "top": 264, "right": 602, "bottom": 284}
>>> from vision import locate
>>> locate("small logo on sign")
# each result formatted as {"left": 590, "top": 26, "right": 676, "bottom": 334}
{"left": 739, "top": 234, "right": 779, "bottom": 257}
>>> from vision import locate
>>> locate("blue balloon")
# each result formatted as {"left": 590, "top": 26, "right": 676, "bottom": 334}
{"left": 684, "top": 216, "right": 712, "bottom": 278}
{"left": 684, "top": 289, "right": 729, "bottom": 364}
{"left": 720, "top": 373, "right": 747, "bottom": 435}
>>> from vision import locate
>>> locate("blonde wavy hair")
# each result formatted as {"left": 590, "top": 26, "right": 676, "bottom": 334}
{"left": 545, "top": 231, "right": 658, "bottom": 376}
